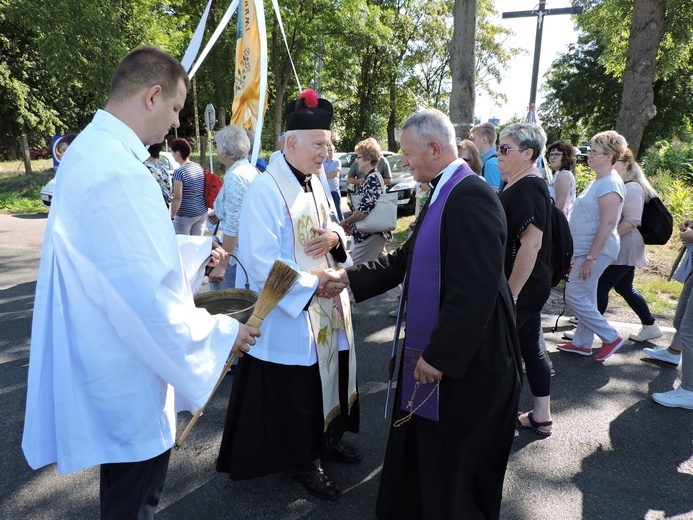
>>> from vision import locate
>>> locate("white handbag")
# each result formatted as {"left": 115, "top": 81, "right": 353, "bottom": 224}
{"left": 351, "top": 172, "right": 398, "bottom": 234}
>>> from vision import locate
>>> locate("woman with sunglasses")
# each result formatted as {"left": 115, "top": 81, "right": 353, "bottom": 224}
{"left": 545, "top": 140, "right": 577, "bottom": 217}
{"left": 497, "top": 123, "right": 554, "bottom": 436}
{"left": 558, "top": 131, "right": 626, "bottom": 361}
{"left": 596, "top": 149, "right": 662, "bottom": 342}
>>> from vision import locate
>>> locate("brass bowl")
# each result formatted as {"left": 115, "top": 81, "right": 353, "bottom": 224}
{"left": 194, "top": 288, "right": 258, "bottom": 324}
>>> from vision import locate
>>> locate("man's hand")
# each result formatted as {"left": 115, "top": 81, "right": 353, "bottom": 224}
{"left": 413, "top": 356, "right": 443, "bottom": 384}
{"left": 316, "top": 269, "right": 348, "bottom": 298}
{"left": 231, "top": 323, "right": 261, "bottom": 358}
{"left": 304, "top": 227, "right": 339, "bottom": 258}
{"left": 207, "top": 213, "right": 219, "bottom": 225}
{"left": 679, "top": 219, "right": 693, "bottom": 232}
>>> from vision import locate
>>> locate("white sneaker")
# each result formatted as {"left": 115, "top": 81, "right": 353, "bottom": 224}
{"left": 643, "top": 347, "right": 681, "bottom": 365}
{"left": 629, "top": 324, "right": 663, "bottom": 342}
{"left": 562, "top": 330, "right": 574, "bottom": 340}
{"left": 652, "top": 387, "right": 693, "bottom": 410}
{"left": 388, "top": 309, "right": 398, "bottom": 318}
{"left": 568, "top": 316, "right": 579, "bottom": 325}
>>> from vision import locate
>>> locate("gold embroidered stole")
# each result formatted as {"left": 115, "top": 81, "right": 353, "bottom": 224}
{"left": 268, "top": 166, "right": 357, "bottom": 430}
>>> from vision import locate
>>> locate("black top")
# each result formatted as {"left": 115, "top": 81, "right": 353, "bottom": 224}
{"left": 498, "top": 175, "right": 552, "bottom": 313}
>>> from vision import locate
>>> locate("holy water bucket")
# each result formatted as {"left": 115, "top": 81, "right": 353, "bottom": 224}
{"left": 194, "top": 255, "right": 258, "bottom": 323}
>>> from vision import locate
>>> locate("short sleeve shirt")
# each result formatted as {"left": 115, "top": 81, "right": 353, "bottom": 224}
{"left": 498, "top": 176, "right": 552, "bottom": 312}
{"left": 569, "top": 172, "right": 626, "bottom": 260}
{"left": 323, "top": 158, "right": 341, "bottom": 192}
{"left": 172, "top": 162, "right": 207, "bottom": 217}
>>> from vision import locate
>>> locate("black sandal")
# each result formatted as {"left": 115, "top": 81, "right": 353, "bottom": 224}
{"left": 517, "top": 411, "right": 553, "bottom": 437}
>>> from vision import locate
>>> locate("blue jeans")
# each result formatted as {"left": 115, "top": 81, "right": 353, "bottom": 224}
{"left": 597, "top": 264, "right": 655, "bottom": 325}
{"left": 331, "top": 190, "right": 344, "bottom": 221}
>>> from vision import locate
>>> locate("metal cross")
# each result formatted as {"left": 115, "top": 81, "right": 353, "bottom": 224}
{"left": 502, "top": 1, "right": 583, "bottom": 110}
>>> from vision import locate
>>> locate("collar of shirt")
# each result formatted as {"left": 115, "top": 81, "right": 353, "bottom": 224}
{"left": 480, "top": 146, "right": 496, "bottom": 162}
{"left": 285, "top": 158, "right": 313, "bottom": 193}
{"left": 94, "top": 109, "right": 150, "bottom": 163}
{"left": 429, "top": 158, "right": 465, "bottom": 206}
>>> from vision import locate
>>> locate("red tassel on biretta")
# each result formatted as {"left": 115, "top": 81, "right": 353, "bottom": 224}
{"left": 299, "top": 89, "right": 319, "bottom": 108}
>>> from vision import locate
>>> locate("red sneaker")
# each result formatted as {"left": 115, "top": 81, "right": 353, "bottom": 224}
{"left": 594, "top": 336, "right": 624, "bottom": 362}
{"left": 556, "top": 342, "right": 592, "bottom": 356}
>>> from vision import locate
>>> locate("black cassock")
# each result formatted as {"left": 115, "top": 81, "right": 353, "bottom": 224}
{"left": 348, "top": 173, "right": 522, "bottom": 519}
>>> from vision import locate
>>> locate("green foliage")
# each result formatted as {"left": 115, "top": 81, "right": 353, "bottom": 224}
{"left": 648, "top": 171, "right": 693, "bottom": 228}
{"left": 573, "top": 163, "right": 593, "bottom": 195}
{"left": 640, "top": 139, "right": 693, "bottom": 184}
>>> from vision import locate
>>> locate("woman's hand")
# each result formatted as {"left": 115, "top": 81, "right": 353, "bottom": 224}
{"left": 579, "top": 256, "right": 597, "bottom": 280}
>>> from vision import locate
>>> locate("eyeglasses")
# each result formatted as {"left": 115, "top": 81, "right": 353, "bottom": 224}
{"left": 355, "top": 155, "right": 363, "bottom": 159}
{"left": 587, "top": 150, "right": 609, "bottom": 156}
{"left": 617, "top": 158, "right": 630, "bottom": 163}
{"left": 496, "top": 144, "right": 525, "bottom": 156}
{"left": 548, "top": 152, "right": 564, "bottom": 158}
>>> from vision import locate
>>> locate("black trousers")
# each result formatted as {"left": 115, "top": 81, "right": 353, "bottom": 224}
{"left": 100, "top": 449, "right": 171, "bottom": 520}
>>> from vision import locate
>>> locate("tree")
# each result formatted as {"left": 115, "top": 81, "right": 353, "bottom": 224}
{"left": 541, "top": 0, "right": 693, "bottom": 155}
{"left": 449, "top": 0, "right": 476, "bottom": 139}
{"left": 614, "top": 0, "right": 667, "bottom": 155}
{"left": 0, "top": 4, "right": 62, "bottom": 159}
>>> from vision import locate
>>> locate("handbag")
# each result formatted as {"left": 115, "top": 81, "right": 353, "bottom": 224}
{"left": 351, "top": 172, "right": 398, "bottom": 234}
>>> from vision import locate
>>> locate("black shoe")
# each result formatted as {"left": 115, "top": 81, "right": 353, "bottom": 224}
{"left": 294, "top": 467, "right": 342, "bottom": 501}
{"left": 331, "top": 441, "right": 361, "bottom": 463}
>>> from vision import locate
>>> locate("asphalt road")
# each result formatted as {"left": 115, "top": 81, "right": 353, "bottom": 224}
{"left": 0, "top": 213, "right": 691, "bottom": 519}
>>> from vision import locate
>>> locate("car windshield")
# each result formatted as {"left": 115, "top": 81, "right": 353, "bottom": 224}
{"left": 387, "top": 155, "right": 410, "bottom": 174}
{"left": 340, "top": 153, "right": 356, "bottom": 168}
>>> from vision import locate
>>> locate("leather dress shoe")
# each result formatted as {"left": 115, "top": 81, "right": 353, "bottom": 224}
{"left": 331, "top": 441, "right": 361, "bottom": 463}
{"left": 294, "top": 467, "right": 342, "bottom": 501}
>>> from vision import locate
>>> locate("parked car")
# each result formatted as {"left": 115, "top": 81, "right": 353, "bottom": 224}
{"left": 28, "top": 146, "right": 49, "bottom": 160}
{"left": 385, "top": 154, "right": 418, "bottom": 214}
{"left": 575, "top": 146, "right": 589, "bottom": 166}
{"left": 40, "top": 151, "right": 180, "bottom": 209}
{"left": 336, "top": 152, "right": 357, "bottom": 195}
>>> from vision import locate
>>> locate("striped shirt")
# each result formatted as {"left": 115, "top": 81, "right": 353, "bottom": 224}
{"left": 172, "top": 162, "right": 207, "bottom": 217}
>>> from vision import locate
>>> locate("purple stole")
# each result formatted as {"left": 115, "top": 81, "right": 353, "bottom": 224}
{"left": 400, "top": 163, "right": 475, "bottom": 421}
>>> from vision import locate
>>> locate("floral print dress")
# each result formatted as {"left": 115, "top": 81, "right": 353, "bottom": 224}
{"left": 350, "top": 169, "right": 393, "bottom": 244}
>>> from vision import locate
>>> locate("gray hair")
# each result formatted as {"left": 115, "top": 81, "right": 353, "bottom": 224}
{"left": 499, "top": 123, "right": 547, "bottom": 161}
{"left": 401, "top": 109, "right": 457, "bottom": 153}
{"left": 215, "top": 125, "right": 250, "bottom": 161}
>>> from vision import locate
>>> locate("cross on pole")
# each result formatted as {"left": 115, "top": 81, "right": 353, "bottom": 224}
{"left": 503, "top": 1, "right": 582, "bottom": 111}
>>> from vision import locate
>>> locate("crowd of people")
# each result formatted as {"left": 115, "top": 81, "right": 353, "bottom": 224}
{"left": 21, "top": 44, "right": 692, "bottom": 520}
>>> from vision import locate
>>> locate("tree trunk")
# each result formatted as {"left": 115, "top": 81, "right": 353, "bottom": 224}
{"left": 449, "top": 0, "right": 476, "bottom": 140}
{"left": 387, "top": 72, "right": 397, "bottom": 152}
{"left": 615, "top": 0, "right": 666, "bottom": 157}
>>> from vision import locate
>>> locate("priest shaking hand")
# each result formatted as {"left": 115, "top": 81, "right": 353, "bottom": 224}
{"left": 215, "top": 90, "right": 360, "bottom": 502}
{"left": 320, "top": 109, "right": 522, "bottom": 519}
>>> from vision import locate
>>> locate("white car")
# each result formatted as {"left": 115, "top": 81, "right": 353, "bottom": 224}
{"left": 40, "top": 151, "right": 180, "bottom": 209}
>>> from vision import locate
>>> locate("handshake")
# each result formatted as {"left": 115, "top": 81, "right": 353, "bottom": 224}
{"left": 316, "top": 268, "right": 349, "bottom": 298}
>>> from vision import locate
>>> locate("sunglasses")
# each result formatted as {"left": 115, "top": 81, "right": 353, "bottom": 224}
{"left": 496, "top": 144, "right": 525, "bottom": 156}
{"left": 547, "top": 152, "right": 564, "bottom": 158}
